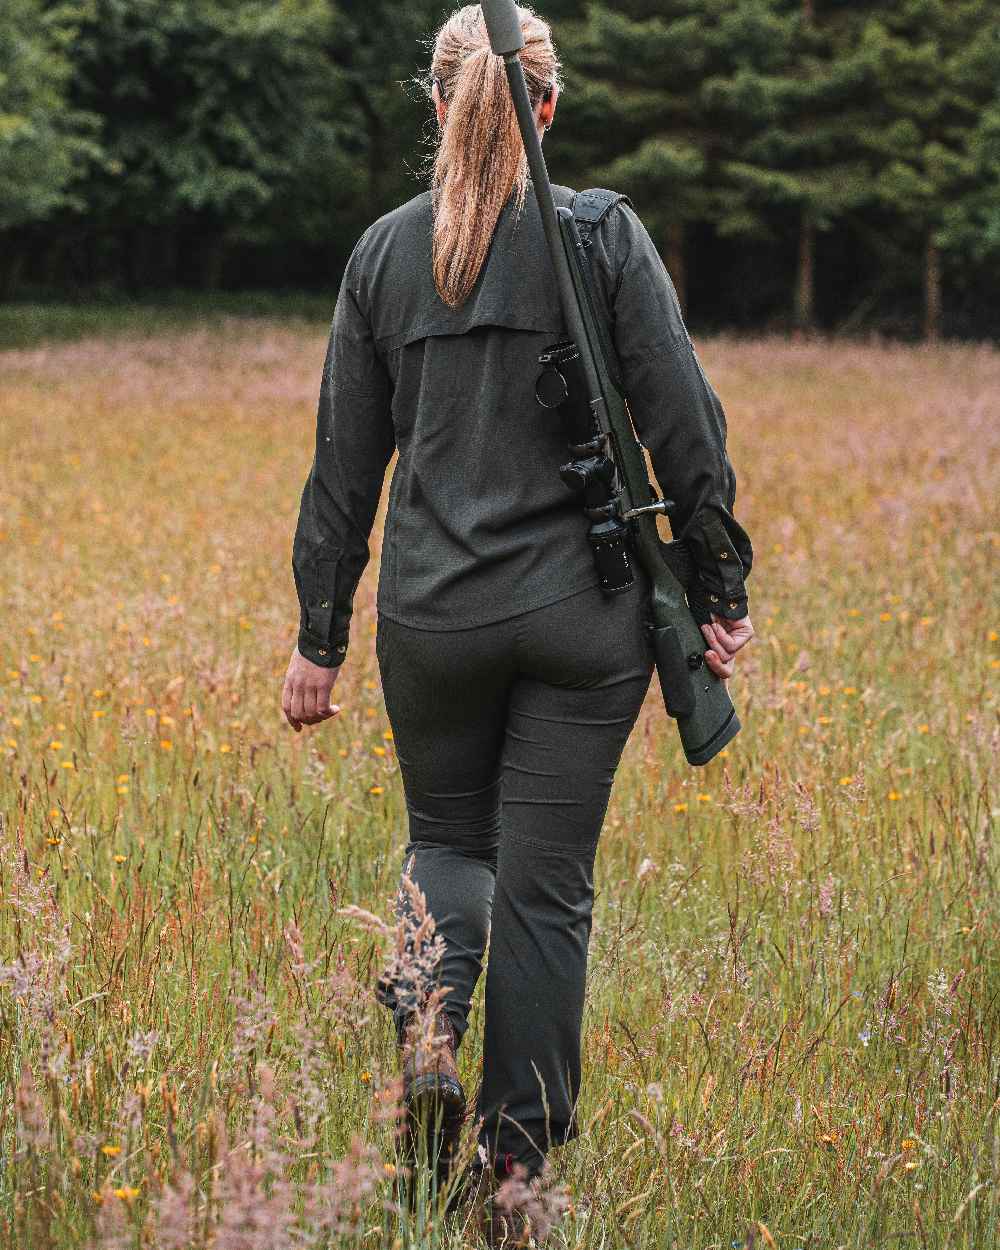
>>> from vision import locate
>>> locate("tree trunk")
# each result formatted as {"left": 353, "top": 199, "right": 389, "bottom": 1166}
{"left": 201, "top": 235, "right": 226, "bottom": 291}
{"left": 924, "top": 233, "right": 941, "bottom": 342}
{"left": 0, "top": 243, "right": 26, "bottom": 300}
{"left": 795, "top": 213, "right": 815, "bottom": 332}
{"left": 665, "top": 221, "right": 686, "bottom": 316}
{"left": 350, "top": 79, "right": 384, "bottom": 220}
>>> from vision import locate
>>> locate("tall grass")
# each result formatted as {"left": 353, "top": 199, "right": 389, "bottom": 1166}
{"left": 0, "top": 319, "right": 997, "bottom": 1248}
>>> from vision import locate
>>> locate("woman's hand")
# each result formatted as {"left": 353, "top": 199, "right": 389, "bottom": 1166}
{"left": 282, "top": 647, "right": 342, "bottom": 731}
{"left": 700, "top": 612, "right": 754, "bottom": 681}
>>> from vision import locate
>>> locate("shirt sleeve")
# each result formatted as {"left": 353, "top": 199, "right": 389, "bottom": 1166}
{"left": 291, "top": 230, "right": 396, "bottom": 667}
{"left": 600, "top": 202, "right": 754, "bottom": 623}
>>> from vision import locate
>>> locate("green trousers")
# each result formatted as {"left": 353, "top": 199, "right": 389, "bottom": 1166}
{"left": 375, "top": 564, "right": 654, "bottom": 1178}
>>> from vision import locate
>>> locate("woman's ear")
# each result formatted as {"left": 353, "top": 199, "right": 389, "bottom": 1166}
{"left": 539, "top": 81, "right": 558, "bottom": 130}
{"left": 431, "top": 77, "right": 446, "bottom": 128}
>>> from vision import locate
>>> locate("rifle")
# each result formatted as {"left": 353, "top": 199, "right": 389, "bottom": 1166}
{"left": 481, "top": 0, "right": 740, "bottom": 765}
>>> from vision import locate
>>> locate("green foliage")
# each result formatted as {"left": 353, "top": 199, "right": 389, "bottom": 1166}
{"left": 0, "top": 0, "right": 996, "bottom": 333}
{"left": 0, "top": 0, "right": 100, "bottom": 230}
{"left": 63, "top": 0, "right": 345, "bottom": 236}
{"left": 857, "top": 0, "right": 1000, "bottom": 251}
{"left": 941, "top": 96, "right": 1000, "bottom": 261}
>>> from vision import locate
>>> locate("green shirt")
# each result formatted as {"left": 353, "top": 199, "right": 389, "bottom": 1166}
{"left": 292, "top": 182, "right": 753, "bottom": 667}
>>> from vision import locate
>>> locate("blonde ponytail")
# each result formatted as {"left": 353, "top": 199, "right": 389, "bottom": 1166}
{"left": 428, "top": 4, "right": 560, "bottom": 308}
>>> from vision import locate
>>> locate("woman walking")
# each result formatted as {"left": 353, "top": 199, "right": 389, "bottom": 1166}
{"left": 282, "top": 2, "right": 754, "bottom": 1241}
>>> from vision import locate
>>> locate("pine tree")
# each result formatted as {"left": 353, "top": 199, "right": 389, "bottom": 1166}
{"left": 710, "top": 0, "right": 879, "bottom": 330}
{"left": 551, "top": 0, "right": 778, "bottom": 313}
{"left": 857, "top": 1, "right": 999, "bottom": 339}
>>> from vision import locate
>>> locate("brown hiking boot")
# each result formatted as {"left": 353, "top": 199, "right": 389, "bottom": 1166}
{"left": 397, "top": 1009, "right": 466, "bottom": 1210}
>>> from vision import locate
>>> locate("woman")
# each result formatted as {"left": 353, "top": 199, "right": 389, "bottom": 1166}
{"left": 282, "top": 1, "right": 755, "bottom": 1238}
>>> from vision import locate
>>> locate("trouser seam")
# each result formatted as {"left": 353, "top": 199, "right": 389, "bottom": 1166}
{"left": 503, "top": 829, "right": 598, "bottom": 860}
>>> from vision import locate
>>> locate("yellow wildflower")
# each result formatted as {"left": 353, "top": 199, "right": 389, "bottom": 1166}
{"left": 114, "top": 1186, "right": 140, "bottom": 1203}
{"left": 101, "top": 1144, "right": 122, "bottom": 1157}
{"left": 369, "top": 785, "right": 385, "bottom": 796}
{"left": 673, "top": 802, "right": 688, "bottom": 813}
{"left": 888, "top": 791, "right": 901, "bottom": 801}
{"left": 49, "top": 740, "right": 63, "bottom": 750}
{"left": 839, "top": 776, "right": 853, "bottom": 786}
{"left": 373, "top": 746, "right": 386, "bottom": 757}
{"left": 159, "top": 739, "right": 172, "bottom": 750}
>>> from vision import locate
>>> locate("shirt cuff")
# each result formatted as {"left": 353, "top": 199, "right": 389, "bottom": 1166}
{"left": 297, "top": 629, "right": 348, "bottom": 668}
{"left": 687, "top": 577, "right": 748, "bottom": 625}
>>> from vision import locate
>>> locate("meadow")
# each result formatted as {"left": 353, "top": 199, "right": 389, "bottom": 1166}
{"left": 0, "top": 314, "right": 997, "bottom": 1249}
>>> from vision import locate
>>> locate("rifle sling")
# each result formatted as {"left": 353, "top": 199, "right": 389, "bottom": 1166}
{"left": 570, "top": 189, "right": 694, "bottom": 592}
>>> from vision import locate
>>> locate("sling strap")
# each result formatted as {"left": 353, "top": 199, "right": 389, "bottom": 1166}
{"left": 571, "top": 187, "right": 632, "bottom": 395}
{"left": 572, "top": 187, "right": 632, "bottom": 244}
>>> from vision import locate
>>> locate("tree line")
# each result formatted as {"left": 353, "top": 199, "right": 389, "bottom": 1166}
{"left": 1, "top": 0, "right": 997, "bottom": 339}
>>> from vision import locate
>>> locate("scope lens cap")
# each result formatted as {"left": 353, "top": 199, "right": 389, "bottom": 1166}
{"left": 535, "top": 366, "right": 569, "bottom": 409}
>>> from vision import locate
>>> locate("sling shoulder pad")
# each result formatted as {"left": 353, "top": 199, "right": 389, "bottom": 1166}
{"left": 572, "top": 188, "right": 633, "bottom": 242}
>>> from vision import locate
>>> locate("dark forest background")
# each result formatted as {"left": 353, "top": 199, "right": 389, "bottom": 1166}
{"left": 2, "top": 0, "right": 998, "bottom": 339}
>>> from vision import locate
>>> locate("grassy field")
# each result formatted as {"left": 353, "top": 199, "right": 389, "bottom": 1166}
{"left": 0, "top": 315, "right": 997, "bottom": 1249}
